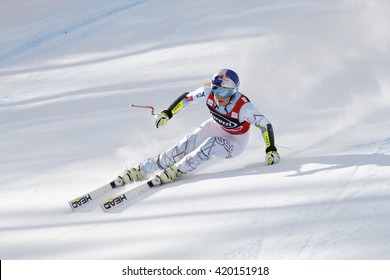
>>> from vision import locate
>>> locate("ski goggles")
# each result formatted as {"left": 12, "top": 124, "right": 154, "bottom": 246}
{"left": 212, "top": 85, "right": 234, "bottom": 98}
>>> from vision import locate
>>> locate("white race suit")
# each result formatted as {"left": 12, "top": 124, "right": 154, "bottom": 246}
{"left": 139, "top": 86, "right": 276, "bottom": 174}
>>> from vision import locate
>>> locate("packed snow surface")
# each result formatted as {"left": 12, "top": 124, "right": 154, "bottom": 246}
{"left": 1, "top": 0, "right": 390, "bottom": 259}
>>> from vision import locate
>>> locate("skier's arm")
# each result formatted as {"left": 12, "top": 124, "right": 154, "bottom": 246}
{"left": 241, "top": 103, "right": 280, "bottom": 164}
{"left": 159, "top": 91, "right": 190, "bottom": 120}
{"left": 155, "top": 87, "right": 210, "bottom": 128}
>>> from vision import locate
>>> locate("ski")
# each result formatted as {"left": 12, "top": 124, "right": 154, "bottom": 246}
{"left": 68, "top": 183, "right": 115, "bottom": 212}
{"left": 100, "top": 177, "right": 161, "bottom": 213}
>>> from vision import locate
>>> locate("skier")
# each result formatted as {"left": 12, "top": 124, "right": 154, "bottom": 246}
{"left": 112, "top": 69, "right": 280, "bottom": 188}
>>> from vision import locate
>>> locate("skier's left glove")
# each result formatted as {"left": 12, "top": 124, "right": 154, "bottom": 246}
{"left": 265, "top": 146, "right": 280, "bottom": 165}
{"left": 154, "top": 110, "right": 171, "bottom": 128}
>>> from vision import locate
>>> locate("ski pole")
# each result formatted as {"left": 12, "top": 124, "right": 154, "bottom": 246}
{"left": 129, "top": 104, "right": 156, "bottom": 116}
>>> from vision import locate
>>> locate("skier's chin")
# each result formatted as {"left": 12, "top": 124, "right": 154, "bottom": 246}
{"left": 215, "top": 99, "right": 228, "bottom": 107}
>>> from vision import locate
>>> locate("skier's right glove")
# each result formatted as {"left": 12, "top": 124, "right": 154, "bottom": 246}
{"left": 154, "top": 110, "right": 170, "bottom": 128}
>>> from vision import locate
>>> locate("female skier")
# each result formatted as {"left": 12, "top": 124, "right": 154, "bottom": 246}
{"left": 111, "top": 69, "right": 280, "bottom": 187}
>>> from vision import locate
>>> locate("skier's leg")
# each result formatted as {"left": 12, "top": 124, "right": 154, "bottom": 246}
{"left": 114, "top": 119, "right": 216, "bottom": 186}
{"left": 159, "top": 128, "right": 250, "bottom": 183}
{"left": 139, "top": 118, "right": 217, "bottom": 172}
{"left": 158, "top": 136, "right": 240, "bottom": 184}
{"left": 116, "top": 119, "right": 249, "bottom": 186}
{"left": 175, "top": 136, "right": 240, "bottom": 173}
{"left": 156, "top": 118, "right": 218, "bottom": 169}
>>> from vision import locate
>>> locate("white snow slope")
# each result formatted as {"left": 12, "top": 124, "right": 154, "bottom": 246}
{"left": 1, "top": 0, "right": 390, "bottom": 260}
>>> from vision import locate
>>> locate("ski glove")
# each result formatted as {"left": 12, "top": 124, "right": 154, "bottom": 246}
{"left": 154, "top": 110, "right": 170, "bottom": 128}
{"left": 265, "top": 146, "right": 280, "bottom": 165}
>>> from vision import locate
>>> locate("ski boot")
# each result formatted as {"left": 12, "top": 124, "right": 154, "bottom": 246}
{"left": 159, "top": 165, "right": 183, "bottom": 184}
{"left": 111, "top": 165, "right": 146, "bottom": 188}
{"left": 146, "top": 165, "right": 183, "bottom": 188}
